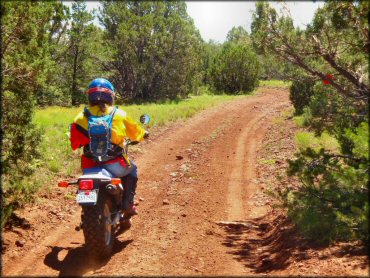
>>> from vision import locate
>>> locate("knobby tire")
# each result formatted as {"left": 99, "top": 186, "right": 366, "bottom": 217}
{"left": 82, "top": 194, "right": 114, "bottom": 259}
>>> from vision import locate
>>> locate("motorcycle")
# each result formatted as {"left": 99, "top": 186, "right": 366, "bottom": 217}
{"left": 58, "top": 114, "right": 150, "bottom": 259}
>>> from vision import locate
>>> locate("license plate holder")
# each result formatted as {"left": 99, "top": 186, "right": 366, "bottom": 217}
{"left": 76, "top": 190, "right": 98, "bottom": 204}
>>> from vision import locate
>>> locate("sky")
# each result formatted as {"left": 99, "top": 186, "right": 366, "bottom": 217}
{"left": 62, "top": 1, "right": 323, "bottom": 43}
{"left": 186, "top": 1, "right": 323, "bottom": 42}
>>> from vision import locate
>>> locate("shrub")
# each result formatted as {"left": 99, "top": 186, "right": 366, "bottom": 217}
{"left": 209, "top": 42, "right": 261, "bottom": 94}
{"left": 289, "top": 78, "right": 315, "bottom": 115}
{"left": 1, "top": 1, "right": 53, "bottom": 227}
{"left": 282, "top": 123, "right": 369, "bottom": 244}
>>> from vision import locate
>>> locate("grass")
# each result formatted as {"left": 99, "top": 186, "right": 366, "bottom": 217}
{"left": 293, "top": 115, "right": 306, "bottom": 127}
{"left": 260, "top": 79, "right": 291, "bottom": 88}
{"left": 259, "top": 159, "right": 276, "bottom": 165}
{"left": 295, "top": 131, "right": 340, "bottom": 153}
{"left": 119, "top": 94, "right": 244, "bottom": 127}
{"left": 34, "top": 94, "right": 243, "bottom": 128}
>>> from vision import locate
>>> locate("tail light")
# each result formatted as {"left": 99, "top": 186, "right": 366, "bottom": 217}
{"left": 58, "top": 181, "right": 69, "bottom": 188}
{"left": 79, "top": 179, "right": 94, "bottom": 190}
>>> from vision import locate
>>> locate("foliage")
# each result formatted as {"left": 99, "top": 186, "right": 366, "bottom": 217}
{"left": 1, "top": 0, "right": 102, "bottom": 226}
{"left": 209, "top": 41, "right": 261, "bottom": 94}
{"left": 99, "top": 1, "right": 203, "bottom": 102}
{"left": 226, "top": 26, "right": 251, "bottom": 45}
{"left": 200, "top": 40, "right": 222, "bottom": 86}
{"left": 33, "top": 2, "right": 70, "bottom": 106}
{"left": 257, "top": 53, "right": 291, "bottom": 80}
{"left": 251, "top": 1, "right": 369, "bottom": 106}
{"left": 1, "top": 1, "right": 67, "bottom": 226}
{"left": 250, "top": 2, "right": 296, "bottom": 80}
{"left": 289, "top": 77, "right": 315, "bottom": 115}
{"left": 285, "top": 122, "right": 368, "bottom": 243}
{"left": 67, "top": 1, "right": 105, "bottom": 105}
{"left": 251, "top": 1, "right": 369, "bottom": 243}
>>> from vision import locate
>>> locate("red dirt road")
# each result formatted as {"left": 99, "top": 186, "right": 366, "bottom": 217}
{"left": 2, "top": 88, "right": 368, "bottom": 276}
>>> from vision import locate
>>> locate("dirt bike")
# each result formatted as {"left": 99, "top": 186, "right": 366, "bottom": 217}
{"left": 58, "top": 114, "right": 150, "bottom": 259}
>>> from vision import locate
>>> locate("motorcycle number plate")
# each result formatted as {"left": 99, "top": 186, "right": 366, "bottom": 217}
{"left": 76, "top": 190, "right": 97, "bottom": 204}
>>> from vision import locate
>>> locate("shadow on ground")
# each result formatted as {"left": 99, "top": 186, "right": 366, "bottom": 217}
{"left": 219, "top": 213, "right": 368, "bottom": 273}
{"left": 44, "top": 239, "right": 133, "bottom": 277}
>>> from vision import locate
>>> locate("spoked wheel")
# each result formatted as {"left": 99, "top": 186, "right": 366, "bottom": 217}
{"left": 82, "top": 196, "right": 114, "bottom": 259}
{"left": 103, "top": 202, "right": 113, "bottom": 246}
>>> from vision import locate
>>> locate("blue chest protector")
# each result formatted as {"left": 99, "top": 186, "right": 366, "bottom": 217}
{"left": 84, "top": 107, "right": 121, "bottom": 163}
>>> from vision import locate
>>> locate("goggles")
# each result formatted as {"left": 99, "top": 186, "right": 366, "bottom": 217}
{"left": 86, "top": 86, "right": 115, "bottom": 97}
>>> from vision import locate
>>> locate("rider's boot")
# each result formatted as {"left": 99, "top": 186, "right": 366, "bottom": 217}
{"left": 121, "top": 174, "right": 138, "bottom": 218}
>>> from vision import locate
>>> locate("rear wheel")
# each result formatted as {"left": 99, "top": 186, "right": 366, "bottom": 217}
{"left": 82, "top": 195, "right": 114, "bottom": 259}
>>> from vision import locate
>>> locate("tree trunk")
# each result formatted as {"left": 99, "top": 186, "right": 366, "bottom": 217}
{"left": 71, "top": 46, "right": 79, "bottom": 106}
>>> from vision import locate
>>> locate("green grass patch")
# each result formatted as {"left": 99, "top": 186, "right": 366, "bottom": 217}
{"left": 280, "top": 107, "right": 294, "bottom": 119}
{"left": 260, "top": 79, "right": 291, "bottom": 88}
{"left": 64, "top": 193, "right": 75, "bottom": 200}
{"left": 260, "top": 159, "right": 276, "bottom": 165}
{"left": 272, "top": 117, "right": 284, "bottom": 126}
{"left": 122, "top": 94, "right": 243, "bottom": 127}
{"left": 295, "top": 131, "right": 340, "bottom": 153}
{"left": 34, "top": 94, "right": 242, "bottom": 129}
{"left": 293, "top": 115, "right": 305, "bottom": 127}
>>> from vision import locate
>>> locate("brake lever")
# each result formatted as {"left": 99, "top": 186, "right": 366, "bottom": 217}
{"left": 124, "top": 139, "right": 139, "bottom": 146}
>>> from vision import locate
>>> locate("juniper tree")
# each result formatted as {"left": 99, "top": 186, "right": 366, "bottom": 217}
{"left": 1, "top": 1, "right": 68, "bottom": 226}
{"left": 251, "top": 1, "right": 369, "bottom": 243}
{"left": 99, "top": 1, "right": 202, "bottom": 102}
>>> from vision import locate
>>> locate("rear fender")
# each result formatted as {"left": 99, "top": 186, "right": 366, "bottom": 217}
{"left": 78, "top": 169, "right": 121, "bottom": 210}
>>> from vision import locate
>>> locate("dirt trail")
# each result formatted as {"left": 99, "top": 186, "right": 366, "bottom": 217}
{"left": 3, "top": 88, "right": 367, "bottom": 276}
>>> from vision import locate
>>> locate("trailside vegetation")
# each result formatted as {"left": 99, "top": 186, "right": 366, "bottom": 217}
{"left": 99, "top": 1, "right": 203, "bottom": 102}
{"left": 1, "top": 1, "right": 69, "bottom": 227}
{"left": 209, "top": 27, "right": 261, "bottom": 94}
{"left": 251, "top": 1, "right": 369, "bottom": 243}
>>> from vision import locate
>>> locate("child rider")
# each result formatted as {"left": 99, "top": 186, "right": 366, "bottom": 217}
{"left": 69, "top": 78, "right": 149, "bottom": 219}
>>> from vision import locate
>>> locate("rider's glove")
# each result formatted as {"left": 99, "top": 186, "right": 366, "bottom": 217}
{"left": 143, "top": 130, "right": 150, "bottom": 139}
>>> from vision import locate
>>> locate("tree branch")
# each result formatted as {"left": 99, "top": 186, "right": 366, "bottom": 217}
{"left": 312, "top": 35, "right": 369, "bottom": 96}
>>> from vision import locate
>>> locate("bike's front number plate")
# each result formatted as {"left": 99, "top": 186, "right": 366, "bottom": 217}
{"left": 76, "top": 190, "right": 97, "bottom": 204}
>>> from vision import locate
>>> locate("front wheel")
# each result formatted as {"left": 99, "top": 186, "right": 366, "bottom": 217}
{"left": 82, "top": 196, "right": 114, "bottom": 259}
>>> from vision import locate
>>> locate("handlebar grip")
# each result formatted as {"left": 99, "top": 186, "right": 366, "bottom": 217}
{"left": 129, "top": 141, "right": 139, "bottom": 145}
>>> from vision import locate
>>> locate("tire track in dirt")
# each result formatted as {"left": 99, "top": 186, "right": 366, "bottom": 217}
{"left": 226, "top": 112, "right": 267, "bottom": 221}
{"left": 2, "top": 88, "right": 290, "bottom": 276}
{"left": 228, "top": 104, "right": 288, "bottom": 222}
